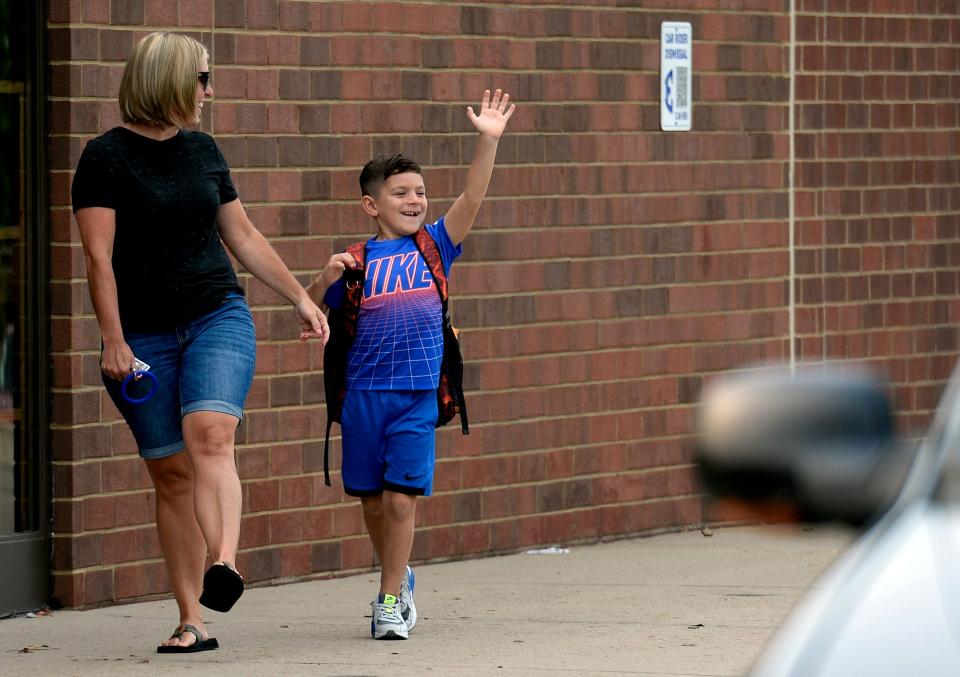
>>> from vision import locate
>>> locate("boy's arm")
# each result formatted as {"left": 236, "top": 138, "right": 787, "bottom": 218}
{"left": 306, "top": 252, "right": 358, "bottom": 309}
{"left": 444, "top": 89, "right": 516, "bottom": 246}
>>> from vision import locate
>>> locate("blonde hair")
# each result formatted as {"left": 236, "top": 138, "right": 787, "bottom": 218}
{"left": 118, "top": 32, "right": 207, "bottom": 127}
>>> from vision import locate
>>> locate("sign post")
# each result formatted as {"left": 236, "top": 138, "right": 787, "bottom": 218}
{"left": 660, "top": 22, "right": 693, "bottom": 131}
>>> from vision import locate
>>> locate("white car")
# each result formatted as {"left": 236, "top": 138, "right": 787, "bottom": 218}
{"left": 696, "top": 364, "right": 960, "bottom": 676}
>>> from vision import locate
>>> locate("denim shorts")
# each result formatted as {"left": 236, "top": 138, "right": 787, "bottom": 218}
{"left": 103, "top": 293, "right": 256, "bottom": 460}
{"left": 340, "top": 389, "right": 438, "bottom": 497}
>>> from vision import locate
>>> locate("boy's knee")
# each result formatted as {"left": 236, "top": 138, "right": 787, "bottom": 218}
{"left": 382, "top": 491, "right": 417, "bottom": 521}
{"left": 361, "top": 495, "right": 384, "bottom": 519}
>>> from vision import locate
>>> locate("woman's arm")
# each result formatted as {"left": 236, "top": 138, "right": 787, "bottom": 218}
{"left": 76, "top": 207, "right": 135, "bottom": 380}
{"left": 217, "top": 198, "right": 329, "bottom": 342}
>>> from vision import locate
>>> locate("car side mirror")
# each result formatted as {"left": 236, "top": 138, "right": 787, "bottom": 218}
{"left": 695, "top": 366, "right": 913, "bottom": 526}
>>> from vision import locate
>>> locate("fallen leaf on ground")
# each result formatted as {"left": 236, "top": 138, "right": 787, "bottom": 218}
{"left": 20, "top": 644, "right": 51, "bottom": 653}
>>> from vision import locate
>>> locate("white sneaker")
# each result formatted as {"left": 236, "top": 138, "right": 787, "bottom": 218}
{"left": 371, "top": 593, "right": 408, "bottom": 640}
{"left": 399, "top": 565, "right": 417, "bottom": 631}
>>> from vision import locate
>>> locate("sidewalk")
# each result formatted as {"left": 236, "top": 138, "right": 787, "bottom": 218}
{"left": 0, "top": 524, "right": 852, "bottom": 677}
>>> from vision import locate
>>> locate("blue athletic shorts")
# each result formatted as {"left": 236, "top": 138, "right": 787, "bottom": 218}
{"left": 103, "top": 293, "right": 256, "bottom": 460}
{"left": 340, "top": 389, "right": 438, "bottom": 496}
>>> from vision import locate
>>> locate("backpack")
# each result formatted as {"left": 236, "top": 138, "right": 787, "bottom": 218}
{"left": 322, "top": 227, "right": 469, "bottom": 486}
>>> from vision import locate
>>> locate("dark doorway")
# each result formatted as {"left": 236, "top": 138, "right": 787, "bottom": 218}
{"left": 0, "top": 0, "right": 50, "bottom": 615}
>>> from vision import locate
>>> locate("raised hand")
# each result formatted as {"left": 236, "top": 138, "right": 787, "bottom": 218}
{"left": 467, "top": 89, "right": 516, "bottom": 140}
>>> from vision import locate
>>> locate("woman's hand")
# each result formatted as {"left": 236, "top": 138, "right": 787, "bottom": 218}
{"left": 297, "top": 298, "right": 330, "bottom": 344}
{"left": 101, "top": 339, "right": 136, "bottom": 381}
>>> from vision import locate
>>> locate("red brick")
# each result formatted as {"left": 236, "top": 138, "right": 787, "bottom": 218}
{"left": 340, "top": 536, "right": 374, "bottom": 570}
{"left": 144, "top": 0, "right": 178, "bottom": 25}
{"left": 270, "top": 511, "right": 302, "bottom": 543}
{"left": 332, "top": 503, "right": 364, "bottom": 538}
{"left": 279, "top": 476, "right": 312, "bottom": 508}
{"left": 80, "top": 569, "right": 113, "bottom": 606}
{"left": 279, "top": 1, "right": 308, "bottom": 31}
{"left": 53, "top": 499, "right": 82, "bottom": 533}
{"left": 422, "top": 525, "right": 459, "bottom": 559}
{"left": 240, "top": 514, "right": 271, "bottom": 549}
{"left": 461, "top": 522, "right": 492, "bottom": 554}
{"left": 101, "top": 457, "right": 152, "bottom": 492}
{"left": 280, "top": 544, "right": 311, "bottom": 577}
{"left": 245, "top": 378, "right": 271, "bottom": 411}
{"left": 267, "top": 35, "right": 300, "bottom": 66}
{"left": 413, "top": 494, "right": 448, "bottom": 527}
{"left": 267, "top": 104, "right": 300, "bottom": 133}
{"left": 239, "top": 547, "right": 283, "bottom": 583}
{"left": 278, "top": 341, "right": 312, "bottom": 372}
{"left": 309, "top": 540, "right": 340, "bottom": 572}
{"left": 248, "top": 479, "right": 280, "bottom": 513}
{"left": 82, "top": 495, "right": 115, "bottom": 530}
{"left": 101, "top": 529, "right": 138, "bottom": 565}
{"left": 66, "top": 533, "right": 103, "bottom": 569}
{"left": 52, "top": 572, "right": 83, "bottom": 608}
{"left": 54, "top": 461, "right": 102, "bottom": 497}
{"left": 302, "top": 508, "right": 334, "bottom": 540}
{"left": 246, "top": 0, "right": 279, "bottom": 29}
{"left": 245, "top": 410, "right": 280, "bottom": 444}
{"left": 246, "top": 69, "right": 279, "bottom": 100}
{"left": 267, "top": 170, "right": 301, "bottom": 202}
{"left": 114, "top": 492, "right": 154, "bottom": 527}
{"left": 489, "top": 519, "right": 516, "bottom": 551}
{"left": 81, "top": 0, "right": 111, "bottom": 24}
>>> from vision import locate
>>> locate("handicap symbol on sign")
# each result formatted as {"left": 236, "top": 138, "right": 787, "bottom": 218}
{"left": 665, "top": 69, "right": 674, "bottom": 114}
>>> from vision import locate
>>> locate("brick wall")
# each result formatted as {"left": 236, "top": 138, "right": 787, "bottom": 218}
{"left": 45, "top": 0, "right": 960, "bottom": 608}
{"left": 794, "top": 0, "right": 960, "bottom": 432}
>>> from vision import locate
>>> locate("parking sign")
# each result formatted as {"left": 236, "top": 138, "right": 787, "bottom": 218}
{"left": 661, "top": 22, "right": 693, "bottom": 131}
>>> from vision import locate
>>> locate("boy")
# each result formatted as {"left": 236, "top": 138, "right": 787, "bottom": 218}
{"left": 307, "top": 89, "right": 515, "bottom": 639}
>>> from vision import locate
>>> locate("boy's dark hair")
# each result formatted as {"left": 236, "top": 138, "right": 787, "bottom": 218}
{"left": 359, "top": 153, "right": 422, "bottom": 197}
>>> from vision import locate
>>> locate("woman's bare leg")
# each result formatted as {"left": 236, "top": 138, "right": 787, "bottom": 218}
{"left": 145, "top": 452, "right": 210, "bottom": 648}
{"left": 182, "top": 411, "right": 242, "bottom": 566}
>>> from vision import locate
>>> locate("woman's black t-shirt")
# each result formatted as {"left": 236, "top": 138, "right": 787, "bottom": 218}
{"left": 71, "top": 127, "right": 243, "bottom": 332}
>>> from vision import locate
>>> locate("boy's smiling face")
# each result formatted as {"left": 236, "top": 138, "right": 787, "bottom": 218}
{"left": 363, "top": 172, "right": 428, "bottom": 240}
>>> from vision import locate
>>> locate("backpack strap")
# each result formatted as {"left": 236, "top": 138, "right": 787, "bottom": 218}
{"left": 341, "top": 242, "right": 367, "bottom": 334}
{"left": 413, "top": 228, "right": 448, "bottom": 302}
{"left": 324, "top": 241, "right": 367, "bottom": 487}
{"left": 412, "top": 228, "right": 469, "bottom": 435}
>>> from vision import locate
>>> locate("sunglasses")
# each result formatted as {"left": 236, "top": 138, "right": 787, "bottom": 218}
{"left": 198, "top": 71, "right": 211, "bottom": 88}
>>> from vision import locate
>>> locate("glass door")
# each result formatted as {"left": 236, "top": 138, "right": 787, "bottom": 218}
{"left": 0, "top": 0, "right": 49, "bottom": 615}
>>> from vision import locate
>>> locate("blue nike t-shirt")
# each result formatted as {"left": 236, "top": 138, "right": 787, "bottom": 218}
{"left": 324, "top": 217, "right": 462, "bottom": 391}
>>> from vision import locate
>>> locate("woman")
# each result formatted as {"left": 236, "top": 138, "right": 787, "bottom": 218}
{"left": 71, "top": 32, "right": 328, "bottom": 653}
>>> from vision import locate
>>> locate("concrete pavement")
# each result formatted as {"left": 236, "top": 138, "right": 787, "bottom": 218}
{"left": 0, "top": 524, "right": 853, "bottom": 676}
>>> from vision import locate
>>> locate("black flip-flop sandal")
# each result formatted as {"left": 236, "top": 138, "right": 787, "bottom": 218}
{"left": 156, "top": 624, "right": 219, "bottom": 653}
{"left": 199, "top": 562, "right": 244, "bottom": 612}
